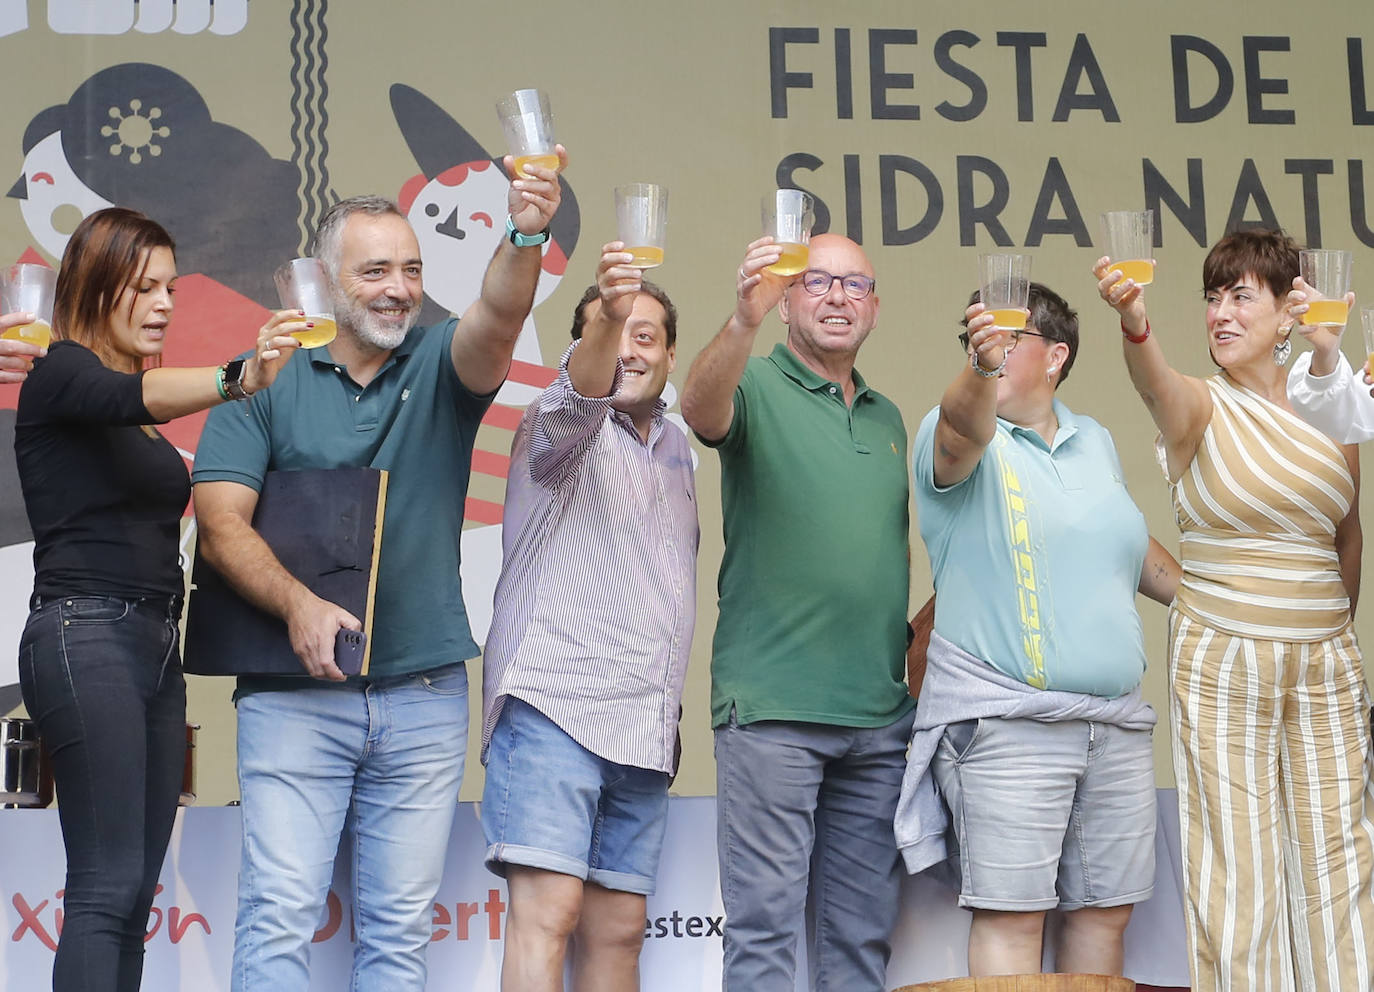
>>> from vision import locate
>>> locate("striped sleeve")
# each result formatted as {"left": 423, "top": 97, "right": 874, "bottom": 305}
{"left": 527, "top": 341, "right": 625, "bottom": 489}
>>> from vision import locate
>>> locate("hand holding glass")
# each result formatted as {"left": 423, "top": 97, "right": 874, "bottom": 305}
{"left": 978, "top": 254, "right": 1031, "bottom": 330}
{"left": 496, "top": 89, "right": 559, "bottom": 179}
{"left": 1299, "top": 249, "right": 1353, "bottom": 327}
{"left": 763, "top": 190, "right": 814, "bottom": 276}
{"left": 615, "top": 184, "right": 668, "bottom": 269}
{"left": 1, "top": 264, "right": 56, "bottom": 349}
{"left": 1101, "top": 210, "right": 1154, "bottom": 286}
{"left": 273, "top": 258, "right": 337, "bottom": 348}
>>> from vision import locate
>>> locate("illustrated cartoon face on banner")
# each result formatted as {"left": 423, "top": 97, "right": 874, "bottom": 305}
{"left": 391, "top": 84, "right": 580, "bottom": 374}
{"left": 10, "top": 62, "right": 300, "bottom": 304}
{"left": 8, "top": 133, "right": 113, "bottom": 256}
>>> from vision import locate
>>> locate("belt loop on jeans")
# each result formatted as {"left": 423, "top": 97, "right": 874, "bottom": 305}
{"left": 28, "top": 593, "right": 42, "bottom": 612}
{"left": 121, "top": 594, "right": 181, "bottom": 617}
{"left": 146, "top": 593, "right": 184, "bottom": 622}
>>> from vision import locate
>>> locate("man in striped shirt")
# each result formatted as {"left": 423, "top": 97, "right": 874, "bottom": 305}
{"left": 480, "top": 242, "right": 699, "bottom": 992}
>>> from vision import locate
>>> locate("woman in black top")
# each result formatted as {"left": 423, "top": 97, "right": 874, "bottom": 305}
{"left": 14, "top": 207, "right": 307, "bottom": 992}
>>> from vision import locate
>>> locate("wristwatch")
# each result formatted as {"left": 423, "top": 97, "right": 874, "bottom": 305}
{"left": 506, "top": 214, "right": 550, "bottom": 248}
{"left": 220, "top": 359, "right": 250, "bottom": 401}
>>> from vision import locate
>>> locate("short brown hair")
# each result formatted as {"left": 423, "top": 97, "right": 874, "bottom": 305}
{"left": 53, "top": 207, "right": 176, "bottom": 371}
{"left": 1202, "top": 228, "right": 1300, "bottom": 300}
{"left": 570, "top": 281, "right": 678, "bottom": 347}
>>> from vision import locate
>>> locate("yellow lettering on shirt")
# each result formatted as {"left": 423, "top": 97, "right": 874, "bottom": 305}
{"left": 998, "top": 451, "right": 1047, "bottom": 688}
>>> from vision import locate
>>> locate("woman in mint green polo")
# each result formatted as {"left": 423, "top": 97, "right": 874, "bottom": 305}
{"left": 897, "top": 283, "right": 1178, "bottom": 980}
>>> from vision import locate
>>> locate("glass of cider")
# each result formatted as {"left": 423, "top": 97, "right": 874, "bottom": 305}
{"left": 762, "top": 189, "right": 814, "bottom": 276}
{"left": 496, "top": 89, "right": 559, "bottom": 179}
{"left": 1, "top": 264, "right": 56, "bottom": 349}
{"left": 273, "top": 258, "right": 337, "bottom": 348}
{"left": 1300, "top": 249, "right": 1353, "bottom": 328}
{"left": 615, "top": 184, "right": 668, "bottom": 269}
{"left": 978, "top": 253, "right": 1032, "bottom": 331}
{"left": 1101, "top": 210, "right": 1155, "bottom": 287}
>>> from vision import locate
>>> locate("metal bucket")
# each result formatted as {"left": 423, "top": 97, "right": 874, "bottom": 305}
{"left": 0, "top": 717, "right": 53, "bottom": 808}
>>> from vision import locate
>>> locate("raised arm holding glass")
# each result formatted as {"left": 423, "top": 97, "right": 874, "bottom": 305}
{"left": 1093, "top": 228, "right": 1374, "bottom": 992}
{"left": 1285, "top": 251, "right": 1374, "bottom": 442}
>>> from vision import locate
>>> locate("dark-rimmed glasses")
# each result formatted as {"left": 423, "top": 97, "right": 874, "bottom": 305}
{"left": 957, "top": 328, "right": 1046, "bottom": 353}
{"left": 798, "top": 269, "right": 876, "bottom": 300}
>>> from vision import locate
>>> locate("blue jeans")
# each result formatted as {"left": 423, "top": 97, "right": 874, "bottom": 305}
{"left": 18, "top": 594, "right": 186, "bottom": 992}
{"left": 714, "top": 708, "right": 916, "bottom": 992}
{"left": 231, "top": 663, "right": 469, "bottom": 992}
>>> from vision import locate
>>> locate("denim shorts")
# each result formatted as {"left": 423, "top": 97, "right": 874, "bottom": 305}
{"left": 481, "top": 696, "right": 670, "bottom": 895}
{"left": 931, "top": 716, "right": 1156, "bottom": 911}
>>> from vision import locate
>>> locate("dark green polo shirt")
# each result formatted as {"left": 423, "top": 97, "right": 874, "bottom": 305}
{"left": 699, "top": 343, "right": 913, "bottom": 728}
{"left": 192, "top": 319, "right": 493, "bottom": 679}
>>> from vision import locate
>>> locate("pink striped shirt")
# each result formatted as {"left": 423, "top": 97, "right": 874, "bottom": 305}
{"left": 480, "top": 342, "right": 698, "bottom": 773}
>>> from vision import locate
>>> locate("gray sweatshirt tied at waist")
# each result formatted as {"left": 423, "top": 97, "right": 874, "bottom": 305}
{"left": 895, "top": 631, "right": 1157, "bottom": 875}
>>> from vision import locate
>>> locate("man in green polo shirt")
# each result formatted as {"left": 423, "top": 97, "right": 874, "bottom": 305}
{"left": 682, "top": 233, "right": 915, "bottom": 991}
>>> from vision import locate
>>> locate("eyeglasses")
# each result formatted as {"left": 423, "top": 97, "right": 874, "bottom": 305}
{"left": 797, "top": 269, "right": 876, "bottom": 300}
{"left": 957, "top": 328, "right": 1046, "bottom": 353}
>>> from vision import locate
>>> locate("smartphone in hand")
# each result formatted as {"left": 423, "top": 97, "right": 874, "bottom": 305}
{"left": 334, "top": 628, "right": 367, "bottom": 676}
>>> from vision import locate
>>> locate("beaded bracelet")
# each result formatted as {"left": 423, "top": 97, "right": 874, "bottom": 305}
{"left": 970, "top": 348, "right": 1006, "bottom": 378}
{"left": 1122, "top": 319, "right": 1151, "bottom": 344}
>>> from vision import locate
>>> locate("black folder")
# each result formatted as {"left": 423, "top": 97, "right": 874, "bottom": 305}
{"left": 183, "top": 467, "right": 388, "bottom": 677}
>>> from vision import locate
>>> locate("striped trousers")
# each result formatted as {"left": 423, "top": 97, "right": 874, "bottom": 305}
{"left": 1169, "top": 610, "right": 1374, "bottom": 992}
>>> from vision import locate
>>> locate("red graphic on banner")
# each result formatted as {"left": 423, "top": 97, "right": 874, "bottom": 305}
{"left": 11, "top": 884, "right": 210, "bottom": 951}
{"left": 308, "top": 887, "right": 510, "bottom": 945}
{"left": 156, "top": 273, "right": 268, "bottom": 465}
{"left": 465, "top": 359, "right": 558, "bottom": 525}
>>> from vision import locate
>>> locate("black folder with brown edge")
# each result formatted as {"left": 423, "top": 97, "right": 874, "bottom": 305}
{"left": 183, "top": 467, "right": 387, "bottom": 677}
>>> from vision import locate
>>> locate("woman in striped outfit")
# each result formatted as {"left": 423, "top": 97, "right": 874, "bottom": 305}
{"left": 1092, "top": 228, "right": 1374, "bottom": 991}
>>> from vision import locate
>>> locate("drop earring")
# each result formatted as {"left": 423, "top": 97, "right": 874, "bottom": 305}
{"left": 1273, "top": 334, "right": 1292, "bottom": 366}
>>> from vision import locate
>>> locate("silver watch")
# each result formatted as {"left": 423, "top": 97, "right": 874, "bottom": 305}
{"left": 221, "top": 359, "right": 250, "bottom": 400}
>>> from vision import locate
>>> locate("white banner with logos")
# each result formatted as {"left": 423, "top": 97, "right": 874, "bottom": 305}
{"left": 0, "top": 793, "right": 1190, "bottom": 989}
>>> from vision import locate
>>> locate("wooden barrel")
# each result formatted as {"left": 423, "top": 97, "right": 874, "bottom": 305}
{"left": 894, "top": 975, "right": 1136, "bottom": 992}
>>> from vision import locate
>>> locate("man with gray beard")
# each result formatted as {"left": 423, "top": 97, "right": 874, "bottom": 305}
{"left": 190, "top": 152, "right": 567, "bottom": 992}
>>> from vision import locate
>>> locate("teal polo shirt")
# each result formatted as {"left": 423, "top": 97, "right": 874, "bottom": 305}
{"left": 699, "top": 343, "right": 914, "bottom": 729}
{"left": 192, "top": 320, "right": 493, "bottom": 679}
{"left": 912, "top": 401, "right": 1149, "bottom": 697}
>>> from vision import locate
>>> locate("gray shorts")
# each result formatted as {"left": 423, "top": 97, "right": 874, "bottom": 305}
{"left": 931, "top": 716, "right": 1155, "bottom": 911}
